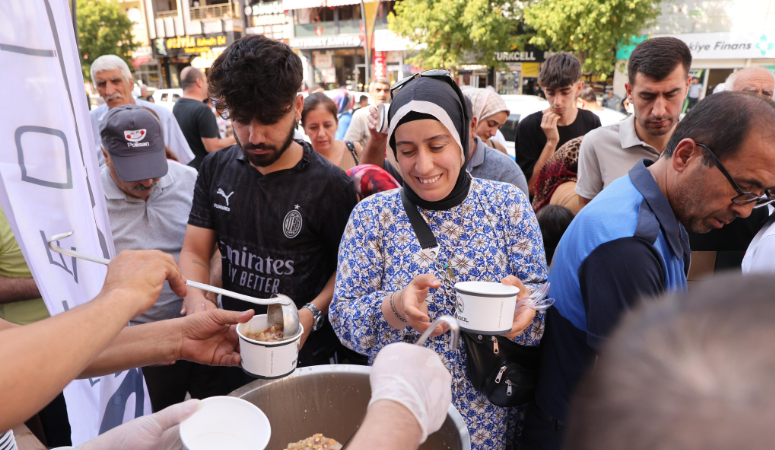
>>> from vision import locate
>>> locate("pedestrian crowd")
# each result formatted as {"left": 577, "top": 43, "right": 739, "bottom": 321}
{"left": 2, "top": 34, "right": 775, "bottom": 450}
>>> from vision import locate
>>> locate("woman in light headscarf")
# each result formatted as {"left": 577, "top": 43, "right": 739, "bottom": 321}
{"left": 331, "top": 73, "right": 547, "bottom": 449}
{"left": 466, "top": 87, "right": 511, "bottom": 154}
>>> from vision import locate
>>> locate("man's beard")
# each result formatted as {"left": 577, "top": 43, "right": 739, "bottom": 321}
{"left": 637, "top": 114, "right": 675, "bottom": 137}
{"left": 237, "top": 121, "right": 296, "bottom": 167}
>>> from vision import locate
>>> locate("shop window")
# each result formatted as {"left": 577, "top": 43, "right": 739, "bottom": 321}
{"left": 294, "top": 7, "right": 333, "bottom": 24}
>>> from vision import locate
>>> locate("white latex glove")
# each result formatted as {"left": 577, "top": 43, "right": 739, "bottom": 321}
{"left": 76, "top": 399, "right": 201, "bottom": 450}
{"left": 369, "top": 342, "right": 452, "bottom": 443}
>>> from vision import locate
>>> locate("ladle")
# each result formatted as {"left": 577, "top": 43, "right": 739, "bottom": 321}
{"left": 46, "top": 231, "right": 300, "bottom": 338}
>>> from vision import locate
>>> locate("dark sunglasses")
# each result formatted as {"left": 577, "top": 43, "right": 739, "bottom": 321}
{"left": 696, "top": 143, "right": 775, "bottom": 208}
{"left": 390, "top": 69, "right": 454, "bottom": 100}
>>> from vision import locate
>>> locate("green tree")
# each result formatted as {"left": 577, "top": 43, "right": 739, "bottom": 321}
{"left": 77, "top": 0, "right": 138, "bottom": 82}
{"left": 388, "top": 0, "right": 521, "bottom": 70}
{"left": 522, "top": 0, "right": 663, "bottom": 75}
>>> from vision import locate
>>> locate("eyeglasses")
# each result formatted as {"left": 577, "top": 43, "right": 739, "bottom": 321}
{"left": 696, "top": 143, "right": 775, "bottom": 208}
{"left": 390, "top": 69, "right": 454, "bottom": 100}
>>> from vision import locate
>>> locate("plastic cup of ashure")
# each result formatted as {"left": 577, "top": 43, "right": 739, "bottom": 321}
{"left": 180, "top": 396, "right": 271, "bottom": 450}
{"left": 454, "top": 281, "right": 519, "bottom": 335}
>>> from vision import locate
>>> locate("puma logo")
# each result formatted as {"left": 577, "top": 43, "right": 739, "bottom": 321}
{"left": 216, "top": 188, "right": 234, "bottom": 206}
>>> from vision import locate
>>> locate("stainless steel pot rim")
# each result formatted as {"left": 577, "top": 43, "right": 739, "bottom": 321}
{"left": 230, "top": 364, "right": 472, "bottom": 450}
{"left": 237, "top": 322, "right": 304, "bottom": 346}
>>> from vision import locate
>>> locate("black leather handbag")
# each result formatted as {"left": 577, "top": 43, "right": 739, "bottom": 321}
{"left": 400, "top": 188, "right": 541, "bottom": 407}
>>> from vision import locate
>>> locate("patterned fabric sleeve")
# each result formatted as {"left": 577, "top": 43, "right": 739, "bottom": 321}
{"left": 330, "top": 196, "right": 410, "bottom": 358}
{"left": 502, "top": 185, "right": 550, "bottom": 344}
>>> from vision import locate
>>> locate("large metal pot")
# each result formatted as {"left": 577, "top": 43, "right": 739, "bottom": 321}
{"left": 230, "top": 365, "right": 471, "bottom": 450}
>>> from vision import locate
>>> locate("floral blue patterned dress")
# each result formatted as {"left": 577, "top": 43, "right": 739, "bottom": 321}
{"left": 330, "top": 178, "right": 548, "bottom": 449}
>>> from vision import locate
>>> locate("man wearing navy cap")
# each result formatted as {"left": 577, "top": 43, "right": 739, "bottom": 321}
{"left": 100, "top": 104, "right": 226, "bottom": 411}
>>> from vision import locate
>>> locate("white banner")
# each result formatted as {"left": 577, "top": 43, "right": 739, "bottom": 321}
{"left": 658, "top": 31, "right": 775, "bottom": 60}
{"left": 0, "top": 0, "right": 151, "bottom": 445}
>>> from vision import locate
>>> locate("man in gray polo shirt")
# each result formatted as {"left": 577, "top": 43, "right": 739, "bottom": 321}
{"left": 576, "top": 37, "right": 692, "bottom": 205}
{"left": 100, "top": 104, "right": 225, "bottom": 412}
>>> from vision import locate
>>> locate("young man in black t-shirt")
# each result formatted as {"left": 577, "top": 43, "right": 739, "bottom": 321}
{"left": 515, "top": 53, "right": 601, "bottom": 195}
{"left": 173, "top": 67, "right": 235, "bottom": 170}
{"left": 179, "top": 36, "right": 358, "bottom": 385}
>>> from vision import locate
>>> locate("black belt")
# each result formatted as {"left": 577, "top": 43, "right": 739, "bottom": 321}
{"left": 532, "top": 404, "right": 567, "bottom": 432}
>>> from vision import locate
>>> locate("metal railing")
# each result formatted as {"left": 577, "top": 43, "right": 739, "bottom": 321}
{"left": 190, "top": 3, "right": 238, "bottom": 20}
{"left": 156, "top": 9, "right": 178, "bottom": 19}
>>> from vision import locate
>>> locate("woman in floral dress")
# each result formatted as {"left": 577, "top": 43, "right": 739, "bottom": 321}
{"left": 330, "top": 74, "right": 548, "bottom": 449}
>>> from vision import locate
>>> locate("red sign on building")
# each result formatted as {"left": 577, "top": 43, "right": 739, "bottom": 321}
{"left": 373, "top": 51, "right": 387, "bottom": 80}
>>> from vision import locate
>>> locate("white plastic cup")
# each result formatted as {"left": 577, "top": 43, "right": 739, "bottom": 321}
{"left": 454, "top": 281, "right": 519, "bottom": 335}
{"left": 180, "top": 396, "right": 270, "bottom": 450}
{"left": 237, "top": 314, "right": 303, "bottom": 379}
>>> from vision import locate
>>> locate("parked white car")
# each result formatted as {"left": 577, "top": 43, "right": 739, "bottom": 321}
{"left": 152, "top": 88, "right": 183, "bottom": 112}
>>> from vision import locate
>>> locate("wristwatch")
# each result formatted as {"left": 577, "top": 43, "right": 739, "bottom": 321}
{"left": 303, "top": 303, "right": 324, "bottom": 332}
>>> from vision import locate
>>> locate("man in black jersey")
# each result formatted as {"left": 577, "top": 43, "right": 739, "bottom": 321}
{"left": 179, "top": 36, "right": 359, "bottom": 388}
{"left": 515, "top": 53, "right": 601, "bottom": 195}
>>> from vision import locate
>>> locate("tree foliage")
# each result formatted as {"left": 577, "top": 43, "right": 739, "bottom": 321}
{"left": 388, "top": 0, "right": 521, "bottom": 70}
{"left": 77, "top": 0, "right": 138, "bottom": 82}
{"left": 522, "top": 0, "right": 663, "bottom": 75}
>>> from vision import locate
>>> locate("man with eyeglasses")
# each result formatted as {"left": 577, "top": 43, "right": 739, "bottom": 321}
{"left": 344, "top": 78, "right": 391, "bottom": 148}
{"left": 684, "top": 66, "right": 775, "bottom": 277}
{"left": 522, "top": 91, "right": 775, "bottom": 450}
{"left": 724, "top": 66, "right": 775, "bottom": 99}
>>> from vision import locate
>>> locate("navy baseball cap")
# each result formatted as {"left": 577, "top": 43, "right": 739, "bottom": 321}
{"left": 99, "top": 104, "right": 168, "bottom": 182}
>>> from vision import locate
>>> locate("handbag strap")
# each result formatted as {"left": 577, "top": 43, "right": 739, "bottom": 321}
{"left": 344, "top": 140, "right": 359, "bottom": 165}
{"left": 400, "top": 188, "right": 438, "bottom": 249}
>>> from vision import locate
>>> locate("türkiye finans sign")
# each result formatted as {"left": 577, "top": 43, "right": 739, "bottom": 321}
{"left": 659, "top": 32, "right": 775, "bottom": 60}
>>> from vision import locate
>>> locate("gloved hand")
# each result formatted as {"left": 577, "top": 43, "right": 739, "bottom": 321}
{"left": 368, "top": 342, "right": 452, "bottom": 443}
{"left": 76, "top": 399, "right": 201, "bottom": 450}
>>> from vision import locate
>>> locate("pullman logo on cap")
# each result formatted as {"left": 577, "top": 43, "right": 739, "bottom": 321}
{"left": 124, "top": 129, "right": 150, "bottom": 147}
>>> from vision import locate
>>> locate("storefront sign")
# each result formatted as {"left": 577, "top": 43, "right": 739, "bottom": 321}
{"left": 314, "top": 51, "right": 333, "bottom": 68}
{"left": 373, "top": 51, "right": 387, "bottom": 79}
{"left": 249, "top": 1, "right": 285, "bottom": 15}
{"left": 163, "top": 34, "right": 229, "bottom": 56}
{"left": 290, "top": 35, "right": 362, "bottom": 49}
{"left": 495, "top": 44, "right": 547, "bottom": 63}
{"left": 659, "top": 32, "right": 775, "bottom": 59}
{"left": 616, "top": 35, "right": 649, "bottom": 60}
{"left": 522, "top": 63, "right": 540, "bottom": 77}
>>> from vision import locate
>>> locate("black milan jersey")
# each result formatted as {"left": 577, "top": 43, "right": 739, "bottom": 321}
{"left": 189, "top": 141, "right": 357, "bottom": 363}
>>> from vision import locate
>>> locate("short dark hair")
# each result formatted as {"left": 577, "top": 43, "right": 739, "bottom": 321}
{"left": 209, "top": 35, "right": 302, "bottom": 125}
{"left": 536, "top": 205, "right": 574, "bottom": 263}
{"left": 566, "top": 273, "right": 775, "bottom": 450}
{"left": 301, "top": 92, "right": 338, "bottom": 126}
{"left": 538, "top": 53, "right": 581, "bottom": 89}
{"left": 359, "top": 95, "right": 369, "bottom": 103}
{"left": 579, "top": 87, "right": 597, "bottom": 103}
{"left": 662, "top": 91, "right": 775, "bottom": 166}
{"left": 627, "top": 37, "right": 692, "bottom": 86}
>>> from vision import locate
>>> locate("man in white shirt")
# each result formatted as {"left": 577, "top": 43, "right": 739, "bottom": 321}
{"left": 743, "top": 207, "right": 775, "bottom": 274}
{"left": 343, "top": 78, "right": 390, "bottom": 148}
{"left": 89, "top": 55, "right": 194, "bottom": 165}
